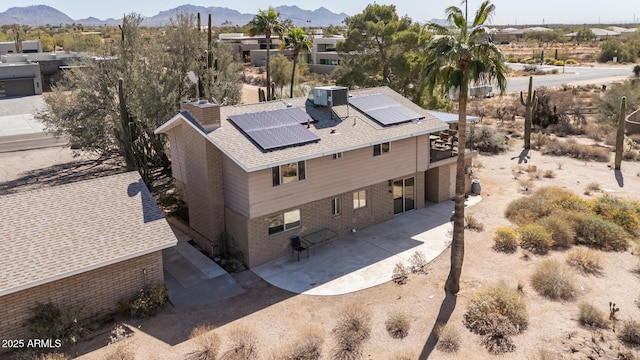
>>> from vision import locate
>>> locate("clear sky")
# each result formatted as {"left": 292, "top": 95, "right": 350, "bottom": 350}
{"left": 2, "top": 1, "right": 639, "bottom": 25}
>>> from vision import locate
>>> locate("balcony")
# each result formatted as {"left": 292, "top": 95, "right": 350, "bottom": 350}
{"left": 430, "top": 130, "right": 458, "bottom": 162}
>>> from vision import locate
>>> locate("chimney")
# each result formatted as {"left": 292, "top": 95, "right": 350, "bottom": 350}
{"left": 180, "top": 100, "right": 221, "bottom": 132}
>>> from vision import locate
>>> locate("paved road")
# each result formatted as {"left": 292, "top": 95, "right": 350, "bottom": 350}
{"left": 503, "top": 63, "right": 634, "bottom": 93}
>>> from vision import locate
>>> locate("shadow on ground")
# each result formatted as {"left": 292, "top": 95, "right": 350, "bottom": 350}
{"left": 419, "top": 292, "right": 458, "bottom": 359}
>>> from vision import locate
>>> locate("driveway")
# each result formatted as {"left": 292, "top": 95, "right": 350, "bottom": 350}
{"left": 252, "top": 195, "right": 481, "bottom": 296}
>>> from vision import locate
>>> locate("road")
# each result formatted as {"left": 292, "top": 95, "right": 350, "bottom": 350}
{"left": 502, "top": 63, "right": 635, "bottom": 93}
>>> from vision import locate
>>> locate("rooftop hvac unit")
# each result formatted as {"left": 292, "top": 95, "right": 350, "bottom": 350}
{"left": 309, "top": 86, "right": 348, "bottom": 107}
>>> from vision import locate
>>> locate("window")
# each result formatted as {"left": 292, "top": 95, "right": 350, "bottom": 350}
{"left": 332, "top": 197, "right": 342, "bottom": 215}
{"left": 353, "top": 190, "right": 367, "bottom": 209}
{"left": 332, "top": 152, "right": 343, "bottom": 160}
{"left": 373, "top": 142, "right": 390, "bottom": 156}
{"left": 272, "top": 161, "right": 306, "bottom": 186}
{"left": 268, "top": 209, "right": 301, "bottom": 235}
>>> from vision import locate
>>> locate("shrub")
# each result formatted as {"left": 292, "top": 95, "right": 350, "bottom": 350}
{"left": 467, "top": 125, "right": 508, "bottom": 154}
{"left": 104, "top": 325, "right": 136, "bottom": 360}
{"left": 332, "top": 302, "right": 372, "bottom": 360}
{"left": 554, "top": 60, "right": 565, "bottom": 66}
{"left": 288, "top": 326, "right": 324, "bottom": 360}
{"left": 189, "top": 325, "right": 221, "bottom": 360}
{"left": 566, "top": 248, "right": 603, "bottom": 275}
{"left": 129, "top": 283, "right": 169, "bottom": 318}
{"left": 535, "top": 216, "right": 575, "bottom": 248}
{"left": 436, "top": 324, "right": 461, "bottom": 353}
{"left": 591, "top": 194, "right": 640, "bottom": 236}
{"left": 518, "top": 179, "right": 535, "bottom": 194}
{"left": 519, "top": 224, "right": 554, "bottom": 255}
{"left": 408, "top": 251, "right": 428, "bottom": 274}
{"left": 584, "top": 182, "right": 601, "bottom": 195}
{"left": 566, "top": 59, "right": 578, "bottom": 64}
{"left": 223, "top": 325, "right": 259, "bottom": 360}
{"left": 542, "top": 169, "right": 556, "bottom": 178}
{"left": 578, "top": 303, "right": 609, "bottom": 329}
{"left": 392, "top": 263, "right": 409, "bottom": 285}
{"left": 385, "top": 311, "right": 411, "bottom": 339}
{"left": 493, "top": 227, "right": 519, "bottom": 253}
{"left": 618, "top": 320, "right": 640, "bottom": 346}
{"left": 480, "top": 314, "right": 518, "bottom": 355}
{"left": 28, "top": 302, "right": 90, "bottom": 346}
{"left": 571, "top": 213, "right": 629, "bottom": 251}
{"left": 463, "top": 281, "right": 529, "bottom": 336}
{"left": 530, "top": 259, "right": 577, "bottom": 301}
{"left": 464, "top": 214, "right": 485, "bottom": 232}
{"left": 542, "top": 138, "right": 610, "bottom": 162}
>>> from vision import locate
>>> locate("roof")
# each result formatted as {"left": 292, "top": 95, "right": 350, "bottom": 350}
{"left": 428, "top": 110, "right": 481, "bottom": 123}
{"left": 158, "top": 86, "right": 449, "bottom": 172}
{"left": 0, "top": 172, "right": 177, "bottom": 296}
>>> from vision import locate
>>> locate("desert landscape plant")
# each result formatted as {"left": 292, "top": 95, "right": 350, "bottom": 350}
{"left": 287, "top": 326, "right": 324, "bottom": 360}
{"left": 222, "top": 325, "right": 259, "bottom": 360}
{"left": 535, "top": 216, "right": 575, "bottom": 248}
{"left": 578, "top": 302, "right": 609, "bottom": 329}
{"left": 435, "top": 324, "right": 461, "bottom": 353}
{"left": 188, "top": 324, "right": 221, "bottom": 360}
{"left": 618, "top": 320, "right": 640, "bottom": 347}
{"left": 463, "top": 281, "right": 529, "bottom": 337}
{"left": 464, "top": 214, "right": 485, "bottom": 231}
{"left": 519, "top": 224, "right": 554, "bottom": 255}
{"left": 492, "top": 227, "right": 519, "bottom": 253}
{"left": 332, "top": 302, "right": 372, "bottom": 360}
{"left": 521, "top": 76, "right": 538, "bottom": 150}
{"left": 385, "top": 310, "right": 411, "bottom": 339}
{"left": 571, "top": 213, "right": 629, "bottom": 251}
{"left": 530, "top": 259, "right": 578, "bottom": 301}
{"left": 392, "top": 263, "right": 409, "bottom": 285}
{"left": 408, "top": 251, "right": 429, "bottom": 274}
{"left": 542, "top": 169, "right": 555, "bottom": 178}
{"left": 566, "top": 248, "right": 603, "bottom": 275}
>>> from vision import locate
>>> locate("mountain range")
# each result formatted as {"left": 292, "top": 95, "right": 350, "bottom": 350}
{"left": 0, "top": 4, "right": 348, "bottom": 27}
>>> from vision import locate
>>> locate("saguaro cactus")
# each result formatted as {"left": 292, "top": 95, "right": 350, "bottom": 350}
{"left": 614, "top": 96, "right": 627, "bottom": 170}
{"left": 520, "top": 76, "right": 538, "bottom": 150}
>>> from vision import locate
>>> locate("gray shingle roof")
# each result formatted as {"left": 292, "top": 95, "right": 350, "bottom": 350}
{"left": 0, "top": 172, "right": 177, "bottom": 296}
{"left": 208, "top": 86, "right": 449, "bottom": 171}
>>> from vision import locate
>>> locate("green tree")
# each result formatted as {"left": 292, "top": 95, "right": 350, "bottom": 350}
{"left": 575, "top": 27, "right": 595, "bottom": 43}
{"left": 283, "top": 27, "right": 312, "bottom": 98}
{"left": 269, "top": 54, "right": 292, "bottom": 98}
{"left": 249, "top": 6, "right": 285, "bottom": 101}
{"left": 599, "top": 38, "right": 636, "bottom": 63}
{"left": 599, "top": 80, "right": 640, "bottom": 124}
{"left": 422, "top": 0, "right": 507, "bottom": 295}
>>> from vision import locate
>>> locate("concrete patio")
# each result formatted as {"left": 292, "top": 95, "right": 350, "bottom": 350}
{"left": 253, "top": 195, "right": 481, "bottom": 296}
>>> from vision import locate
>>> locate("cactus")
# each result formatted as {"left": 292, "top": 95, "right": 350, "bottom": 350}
{"left": 207, "top": 14, "right": 213, "bottom": 69}
{"left": 614, "top": 96, "right": 627, "bottom": 170}
{"left": 258, "top": 88, "right": 265, "bottom": 102}
{"left": 540, "top": 49, "right": 544, "bottom": 64}
{"left": 520, "top": 76, "right": 538, "bottom": 150}
{"left": 197, "top": 13, "right": 201, "bottom": 33}
{"left": 270, "top": 82, "right": 276, "bottom": 100}
{"left": 609, "top": 301, "right": 620, "bottom": 332}
{"left": 118, "top": 78, "right": 136, "bottom": 171}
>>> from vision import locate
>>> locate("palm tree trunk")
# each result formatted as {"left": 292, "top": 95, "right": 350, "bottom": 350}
{"left": 445, "top": 83, "right": 468, "bottom": 296}
{"left": 290, "top": 52, "right": 298, "bottom": 98}
{"left": 265, "top": 30, "right": 271, "bottom": 100}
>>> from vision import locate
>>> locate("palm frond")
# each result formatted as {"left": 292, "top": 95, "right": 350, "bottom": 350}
{"left": 472, "top": 1, "right": 495, "bottom": 27}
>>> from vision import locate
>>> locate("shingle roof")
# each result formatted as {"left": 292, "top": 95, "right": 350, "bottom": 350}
{"left": 0, "top": 172, "right": 177, "bottom": 296}
{"left": 205, "top": 86, "right": 449, "bottom": 171}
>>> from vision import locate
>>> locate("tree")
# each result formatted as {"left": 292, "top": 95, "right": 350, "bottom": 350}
{"left": 422, "top": 0, "right": 507, "bottom": 295}
{"left": 633, "top": 65, "right": 640, "bottom": 77}
{"left": 575, "top": 27, "right": 595, "bottom": 43}
{"left": 269, "top": 54, "right": 292, "bottom": 97}
{"left": 249, "top": 7, "right": 285, "bottom": 101}
{"left": 283, "top": 27, "right": 312, "bottom": 98}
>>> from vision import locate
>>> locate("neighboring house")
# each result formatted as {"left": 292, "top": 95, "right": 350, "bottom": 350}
{"left": 308, "top": 36, "right": 344, "bottom": 75}
{"left": 218, "top": 33, "right": 284, "bottom": 65}
{"left": 0, "top": 40, "right": 42, "bottom": 55}
{"left": 0, "top": 172, "right": 177, "bottom": 342}
{"left": 155, "top": 86, "right": 475, "bottom": 268}
{"left": 0, "top": 55, "right": 43, "bottom": 97}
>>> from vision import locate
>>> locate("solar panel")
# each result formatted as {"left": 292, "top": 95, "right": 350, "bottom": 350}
{"left": 349, "top": 94, "right": 425, "bottom": 126}
{"left": 228, "top": 107, "right": 320, "bottom": 151}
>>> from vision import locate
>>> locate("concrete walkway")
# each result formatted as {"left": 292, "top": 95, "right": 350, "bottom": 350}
{"left": 253, "top": 195, "right": 481, "bottom": 296}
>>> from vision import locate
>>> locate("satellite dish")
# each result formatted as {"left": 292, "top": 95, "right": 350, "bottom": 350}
{"left": 187, "top": 71, "right": 198, "bottom": 84}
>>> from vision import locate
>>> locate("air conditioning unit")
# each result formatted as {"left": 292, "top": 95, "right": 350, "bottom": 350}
{"left": 309, "top": 86, "right": 348, "bottom": 107}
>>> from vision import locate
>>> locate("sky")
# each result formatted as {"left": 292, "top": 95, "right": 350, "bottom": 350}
{"left": 2, "top": 1, "right": 640, "bottom": 25}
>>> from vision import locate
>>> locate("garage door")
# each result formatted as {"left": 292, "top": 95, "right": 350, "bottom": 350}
{"left": 1, "top": 79, "right": 35, "bottom": 97}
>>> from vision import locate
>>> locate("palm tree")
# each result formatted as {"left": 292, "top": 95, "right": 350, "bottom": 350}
{"left": 249, "top": 7, "right": 285, "bottom": 101}
{"left": 283, "top": 27, "right": 312, "bottom": 98}
{"left": 422, "top": 0, "right": 507, "bottom": 295}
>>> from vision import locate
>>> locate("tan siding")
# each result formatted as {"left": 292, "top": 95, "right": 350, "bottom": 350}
{"left": 223, "top": 155, "right": 250, "bottom": 217}
{"left": 416, "top": 134, "right": 431, "bottom": 171}
{"left": 248, "top": 137, "right": 420, "bottom": 218}
{"left": 167, "top": 125, "right": 187, "bottom": 184}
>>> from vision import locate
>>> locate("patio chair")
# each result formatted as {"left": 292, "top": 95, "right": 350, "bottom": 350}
{"left": 291, "top": 236, "right": 309, "bottom": 261}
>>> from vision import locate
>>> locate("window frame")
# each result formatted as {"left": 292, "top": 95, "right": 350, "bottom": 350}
{"left": 267, "top": 209, "right": 301, "bottom": 235}
{"left": 373, "top": 142, "right": 390, "bottom": 156}
{"left": 332, "top": 152, "right": 343, "bottom": 160}
{"left": 353, "top": 190, "right": 367, "bottom": 209}
{"left": 332, "top": 197, "right": 342, "bottom": 215}
{"left": 272, "top": 161, "right": 306, "bottom": 186}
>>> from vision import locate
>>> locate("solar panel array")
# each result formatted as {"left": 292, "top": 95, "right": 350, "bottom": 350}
{"left": 229, "top": 107, "right": 320, "bottom": 151}
{"left": 348, "top": 94, "right": 425, "bottom": 126}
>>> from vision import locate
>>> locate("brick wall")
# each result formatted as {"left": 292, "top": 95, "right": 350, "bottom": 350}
{"left": 0, "top": 252, "right": 163, "bottom": 342}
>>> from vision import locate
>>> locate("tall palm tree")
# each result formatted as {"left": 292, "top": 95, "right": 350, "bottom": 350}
{"left": 422, "top": 0, "right": 507, "bottom": 295}
{"left": 283, "top": 27, "right": 312, "bottom": 98}
{"left": 249, "top": 7, "right": 285, "bottom": 101}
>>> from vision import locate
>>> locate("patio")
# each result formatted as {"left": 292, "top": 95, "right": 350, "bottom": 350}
{"left": 252, "top": 195, "right": 481, "bottom": 296}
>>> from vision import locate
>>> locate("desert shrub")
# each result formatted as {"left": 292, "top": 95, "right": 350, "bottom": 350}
{"left": 566, "top": 59, "right": 578, "bottom": 64}
{"left": 542, "top": 138, "right": 610, "bottom": 162}
{"left": 518, "top": 179, "right": 535, "bottom": 194}
{"left": 584, "top": 182, "right": 601, "bottom": 195}
{"left": 385, "top": 311, "right": 411, "bottom": 339}
{"left": 532, "top": 131, "right": 550, "bottom": 149}
{"left": 591, "top": 194, "right": 640, "bottom": 236}
{"left": 436, "top": 324, "right": 461, "bottom": 353}
{"left": 129, "top": 283, "right": 169, "bottom": 318}
{"left": 535, "top": 216, "right": 575, "bottom": 248}
{"left": 519, "top": 224, "right": 554, "bottom": 255}
{"left": 288, "top": 326, "right": 324, "bottom": 360}
{"left": 542, "top": 169, "right": 556, "bottom": 178}
{"left": 526, "top": 347, "right": 556, "bottom": 360}
{"left": 492, "top": 227, "right": 519, "bottom": 253}
{"left": 392, "top": 263, "right": 409, "bottom": 285}
{"left": 480, "top": 314, "right": 518, "bottom": 355}
{"left": 566, "top": 248, "right": 603, "bottom": 275}
{"left": 571, "top": 213, "right": 629, "bottom": 251}
{"left": 104, "top": 324, "right": 136, "bottom": 360}
{"left": 28, "top": 302, "right": 90, "bottom": 346}
{"left": 408, "top": 251, "right": 428, "bottom": 274}
{"left": 578, "top": 303, "right": 609, "bottom": 329}
{"left": 332, "top": 302, "right": 372, "bottom": 360}
{"left": 223, "top": 325, "right": 259, "bottom": 360}
{"left": 618, "top": 320, "right": 640, "bottom": 346}
{"left": 554, "top": 60, "right": 565, "bottom": 66}
{"left": 467, "top": 125, "right": 508, "bottom": 154}
{"left": 464, "top": 214, "right": 485, "bottom": 231}
{"left": 505, "top": 186, "right": 588, "bottom": 225}
{"left": 530, "top": 259, "right": 577, "bottom": 301}
{"left": 463, "top": 281, "right": 529, "bottom": 335}
{"left": 189, "top": 325, "right": 221, "bottom": 360}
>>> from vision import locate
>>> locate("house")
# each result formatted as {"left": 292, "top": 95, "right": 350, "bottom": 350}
{"left": 0, "top": 40, "right": 43, "bottom": 55}
{"left": 155, "top": 86, "right": 475, "bottom": 268}
{"left": 308, "top": 36, "right": 344, "bottom": 74}
{"left": 0, "top": 172, "right": 177, "bottom": 342}
{"left": 0, "top": 55, "right": 43, "bottom": 97}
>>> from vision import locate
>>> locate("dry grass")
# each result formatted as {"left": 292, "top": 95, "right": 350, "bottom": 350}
{"left": 566, "top": 248, "right": 603, "bottom": 275}
{"left": 618, "top": 320, "right": 640, "bottom": 347}
{"left": 542, "top": 169, "right": 556, "bottom": 179}
{"left": 391, "top": 263, "right": 409, "bottom": 285}
{"left": 463, "top": 281, "right": 529, "bottom": 336}
{"left": 518, "top": 179, "right": 535, "bottom": 194}
{"left": 519, "top": 224, "right": 554, "bottom": 255}
{"left": 530, "top": 259, "right": 578, "bottom": 301}
{"left": 287, "top": 326, "right": 324, "bottom": 360}
{"left": 578, "top": 302, "right": 609, "bottom": 329}
{"left": 188, "top": 324, "right": 221, "bottom": 360}
{"left": 464, "top": 214, "right": 485, "bottom": 232}
{"left": 385, "top": 310, "right": 411, "bottom": 339}
{"left": 408, "top": 251, "right": 428, "bottom": 274}
{"left": 584, "top": 182, "right": 601, "bottom": 195}
{"left": 525, "top": 347, "right": 556, "bottom": 360}
{"left": 221, "top": 325, "right": 259, "bottom": 360}
{"left": 34, "top": 354, "right": 71, "bottom": 360}
{"left": 542, "top": 138, "right": 610, "bottom": 162}
{"left": 332, "top": 301, "right": 372, "bottom": 360}
{"left": 492, "top": 227, "right": 519, "bottom": 253}
{"left": 435, "top": 324, "right": 461, "bottom": 353}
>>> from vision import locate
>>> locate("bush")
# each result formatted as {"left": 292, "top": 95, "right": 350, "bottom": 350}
{"left": 493, "top": 227, "right": 519, "bottom": 253}
{"left": 105, "top": 324, "right": 136, "bottom": 360}
{"left": 554, "top": 60, "right": 565, "bottom": 66}
{"left": 189, "top": 325, "right": 221, "bottom": 360}
{"left": 480, "top": 314, "right": 518, "bottom": 355}
{"left": 392, "top": 263, "right": 409, "bottom": 285}
{"left": 288, "top": 326, "right": 324, "bottom": 360}
{"left": 578, "top": 303, "right": 609, "bottom": 329}
{"left": 618, "top": 320, "right": 640, "bottom": 346}
{"left": 223, "top": 325, "right": 259, "bottom": 360}
{"left": 542, "top": 169, "right": 556, "bottom": 178}
{"left": 591, "top": 194, "right": 640, "bottom": 236}
{"left": 584, "top": 182, "right": 601, "bottom": 195}
{"left": 566, "top": 59, "right": 578, "bottom": 65}
{"left": 332, "top": 302, "right": 372, "bottom": 360}
{"left": 571, "top": 213, "right": 629, "bottom": 251}
{"left": 436, "top": 324, "right": 461, "bottom": 353}
{"left": 464, "top": 214, "right": 485, "bottom": 232}
{"left": 535, "top": 216, "right": 575, "bottom": 248}
{"left": 566, "top": 248, "right": 603, "bottom": 275}
{"left": 385, "top": 311, "right": 411, "bottom": 339}
{"left": 129, "top": 283, "right": 169, "bottom": 318}
{"left": 28, "top": 302, "right": 90, "bottom": 346}
{"left": 408, "top": 251, "right": 428, "bottom": 274}
{"left": 467, "top": 125, "right": 508, "bottom": 154}
{"left": 519, "top": 224, "right": 554, "bottom": 255}
{"left": 463, "top": 281, "right": 529, "bottom": 336}
{"left": 542, "top": 138, "right": 610, "bottom": 162}
{"left": 505, "top": 187, "right": 592, "bottom": 225}
{"left": 530, "top": 259, "right": 577, "bottom": 301}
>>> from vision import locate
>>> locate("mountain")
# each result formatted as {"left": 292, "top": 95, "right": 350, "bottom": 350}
{"left": 0, "top": 4, "right": 348, "bottom": 27}
{"left": 1, "top": 5, "right": 73, "bottom": 26}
